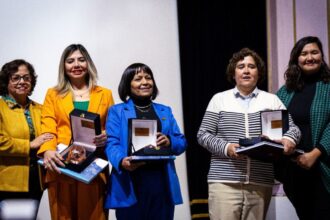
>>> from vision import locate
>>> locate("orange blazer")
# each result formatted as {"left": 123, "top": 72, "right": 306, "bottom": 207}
{"left": 38, "top": 86, "right": 114, "bottom": 183}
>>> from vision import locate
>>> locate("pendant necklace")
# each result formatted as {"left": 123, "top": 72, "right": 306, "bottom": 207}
{"left": 72, "top": 88, "right": 89, "bottom": 98}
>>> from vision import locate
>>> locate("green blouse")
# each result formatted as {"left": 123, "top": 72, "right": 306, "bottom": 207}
{"left": 73, "top": 101, "right": 89, "bottom": 111}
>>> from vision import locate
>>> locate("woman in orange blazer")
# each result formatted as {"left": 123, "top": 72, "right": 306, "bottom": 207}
{"left": 37, "top": 44, "right": 114, "bottom": 220}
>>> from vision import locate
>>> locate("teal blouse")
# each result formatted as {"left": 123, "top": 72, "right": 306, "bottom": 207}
{"left": 73, "top": 101, "right": 89, "bottom": 111}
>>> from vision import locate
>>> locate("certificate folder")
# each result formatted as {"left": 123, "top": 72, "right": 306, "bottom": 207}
{"left": 236, "top": 141, "right": 304, "bottom": 162}
{"left": 38, "top": 157, "right": 108, "bottom": 184}
{"left": 237, "top": 110, "right": 303, "bottom": 162}
{"left": 128, "top": 119, "right": 173, "bottom": 160}
{"left": 130, "top": 155, "right": 176, "bottom": 163}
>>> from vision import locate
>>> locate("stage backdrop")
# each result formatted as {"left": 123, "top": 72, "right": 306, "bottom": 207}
{"left": 0, "top": 0, "right": 190, "bottom": 219}
{"left": 177, "top": 1, "right": 267, "bottom": 218}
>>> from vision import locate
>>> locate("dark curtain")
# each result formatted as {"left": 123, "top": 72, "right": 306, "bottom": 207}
{"left": 177, "top": 1, "right": 267, "bottom": 219}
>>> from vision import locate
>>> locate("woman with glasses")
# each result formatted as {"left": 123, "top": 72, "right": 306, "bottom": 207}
{"left": 0, "top": 59, "right": 53, "bottom": 219}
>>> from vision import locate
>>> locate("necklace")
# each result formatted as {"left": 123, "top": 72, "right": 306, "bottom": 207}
{"left": 134, "top": 103, "right": 152, "bottom": 113}
{"left": 72, "top": 88, "right": 89, "bottom": 98}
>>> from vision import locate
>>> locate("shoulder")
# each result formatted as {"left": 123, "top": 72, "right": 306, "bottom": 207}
{"left": 109, "top": 102, "right": 128, "bottom": 113}
{"left": 45, "top": 88, "right": 60, "bottom": 98}
{"left": 276, "top": 85, "right": 289, "bottom": 94}
{"left": 209, "top": 89, "right": 232, "bottom": 102}
{"left": 31, "top": 100, "right": 42, "bottom": 109}
{"left": 153, "top": 102, "right": 170, "bottom": 109}
{"left": 202, "top": 89, "right": 234, "bottom": 112}
{"left": 258, "top": 90, "right": 279, "bottom": 99}
{"left": 317, "top": 81, "right": 330, "bottom": 89}
{"left": 209, "top": 89, "right": 234, "bottom": 105}
{"left": 93, "top": 86, "right": 113, "bottom": 96}
{"left": 94, "top": 85, "right": 112, "bottom": 93}
{"left": 256, "top": 90, "right": 284, "bottom": 105}
{"left": 0, "top": 97, "right": 6, "bottom": 108}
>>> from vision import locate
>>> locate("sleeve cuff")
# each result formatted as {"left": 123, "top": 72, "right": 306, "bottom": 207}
{"left": 224, "top": 143, "right": 230, "bottom": 157}
{"left": 316, "top": 144, "right": 328, "bottom": 161}
{"left": 282, "top": 136, "right": 296, "bottom": 145}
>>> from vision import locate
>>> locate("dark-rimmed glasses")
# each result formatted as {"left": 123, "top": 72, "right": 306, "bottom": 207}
{"left": 10, "top": 74, "right": 32, "bottom": 83}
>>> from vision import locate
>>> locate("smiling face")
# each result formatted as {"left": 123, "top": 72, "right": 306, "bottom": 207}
{"left": 7, "top": 65, "right": 32, "bottom": 101}
{"left": 130, "top": 71, "right": 154, "bottom": 98}
{"left": 234, "top": 55, "right": 259, "bottom": 95}
{"left": 64, "top": 50, "right": 88, "bottom": 83}
{"left": 298, "top": 43, "right": 322, "bottom": 75}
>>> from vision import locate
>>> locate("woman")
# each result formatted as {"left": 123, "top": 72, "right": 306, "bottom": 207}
{"left": 197, "top": 48, "right": 301, "bottom": 220}
{"left": 37, "top": 44, "right": 114, "bottom": 220}
{"left": 276, "top": 36, "right": 330, "bottom": 220}
{"left": 105, "top": 63, "right": 187, "bottom": 220}
{"left": 0, "top": 59, "right": 53, "bottom": 218}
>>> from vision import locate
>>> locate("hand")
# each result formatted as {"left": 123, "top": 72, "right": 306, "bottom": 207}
{"left": 43, "top": 150, "right": 65, "bottom": 174}
{"left": 281, "top": 138, "right": 296, "bottom": 155}
{"left": 121, "top": 157, "right": 145, "bottom": 172}
{"left": 296, "top": 148, "right": 321, "bottom": 170}
{"left": 93, "top": 133, "right": 107, "bottom": 148}
{"left": 227, "top": 143, "right": 244, "bottom": 159}
{"left": 156, "top": 132, "right": 170, "bottom": 147}
{"left": 30, "top": 133, "right": 54, "bottom": 149}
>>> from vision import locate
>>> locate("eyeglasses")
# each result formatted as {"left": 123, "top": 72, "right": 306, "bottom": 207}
{"left": 10, "top": 74, "right": 32, "bottom": 83}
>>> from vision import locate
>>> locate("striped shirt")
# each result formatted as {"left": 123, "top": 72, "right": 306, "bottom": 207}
{"left": 197, "top": 88, "right": 301, "bottom": 186}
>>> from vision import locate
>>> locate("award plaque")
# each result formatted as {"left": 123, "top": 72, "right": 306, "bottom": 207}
{"left": 130, "top": 119, "right": 157, "bottom": 154}
{"left": 60, "top": 109, "right": 101, "bottom": 172}
{"left": 237, "top": 110, "right": 303, "bottom": 162}
{"left": 260, "top": 110, "right": 288, "bottom": 140}
{"left": 128, "top": 119, "right": 174, "bottom": 161}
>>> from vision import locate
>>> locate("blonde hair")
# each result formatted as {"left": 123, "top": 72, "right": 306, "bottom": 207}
{"left": 54, "top": 44, "right": 98, "bottom": 95}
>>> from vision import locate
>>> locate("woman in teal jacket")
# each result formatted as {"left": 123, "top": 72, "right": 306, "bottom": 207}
{"left": 276, "top": 36, "right": 330, "bottom": 220}
{"left": 105, "top": 63, "right": 187, "bottom": 220}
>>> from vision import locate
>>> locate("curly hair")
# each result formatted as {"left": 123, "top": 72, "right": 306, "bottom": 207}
{"left": 284, "top": 36, "right": 330, "bottom": 91}
{"left": 0, "top": 59, "right": 37, "bottom": 96}
{"left": 226, "top": 48, "right": 265, "bottom": 86}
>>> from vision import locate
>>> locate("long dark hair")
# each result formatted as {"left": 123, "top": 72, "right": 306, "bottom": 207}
{"left": 285, "top": 36, "right": 330, "bottom": 91}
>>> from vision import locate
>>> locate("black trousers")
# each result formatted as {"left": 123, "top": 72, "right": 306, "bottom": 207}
{"left": 276, "top": 159, "right": 330, "bottom": 220}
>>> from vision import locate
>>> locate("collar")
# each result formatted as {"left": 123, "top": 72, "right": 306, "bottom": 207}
{"left": 233, "top": 86, "right": 259, "bottom": 99}
{"left": 3, "top": 95, "right": 32, "bottom": 109}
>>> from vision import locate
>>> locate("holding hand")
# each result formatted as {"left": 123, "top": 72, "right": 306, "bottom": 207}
{"left": 30, "top": 133, "right": 54, "bottom": 149}
{"left": 281, "top": 138, "right": 296, "bottom": 155}
{"left": 93, "top": 133, "right": 107, "bottom": 147}
{"left": 228, "top": 143, "right": 244, "bottom": 159}
{"left": 156, "top": 132, "right": 170, "bottom": 147}
{"left": 121, "top": 157, "right": 145, "bottom": 171}
{"left": 43, "top": 150, "right": 65, "bottom": 174}
{"left": 297, "top": 148, "right": 321, "bottom": 170}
